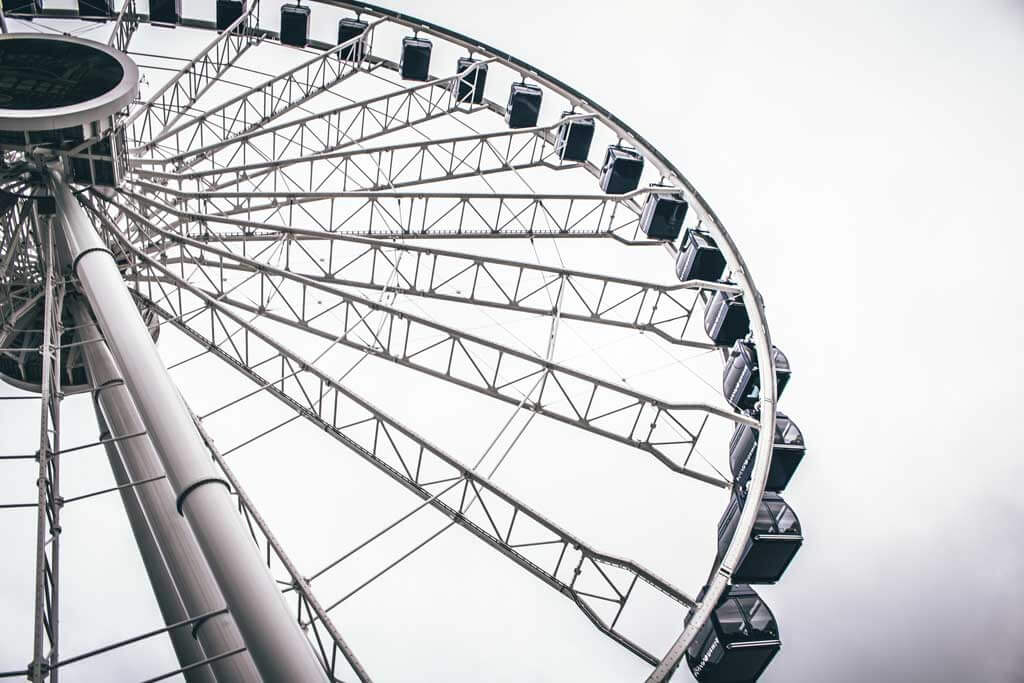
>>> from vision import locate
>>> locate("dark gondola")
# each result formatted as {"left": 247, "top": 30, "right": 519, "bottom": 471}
{"left": 506, "top": 82, "right": 543, "bottom": 129}
{"left": 639, "top": 190, "right": 688, "bottom": 240}
{"left": 599, "top": 144, "right": 643, "bottom": 194}
{"left": 555, "top": 114, "right": 595, "bottom": 162}
{"left": 704, "top": 290, "right": 749, "bottom": 347}
{"left": 717, "top": 490, "right": 802, "bottom": 584}
{"left": 676, "top": 228, "right": 726, "bottom": 282}
{"left": 722, "top": 340, "right": 790, "bottom": 411}
{"left": 400, "top": 36, "right": 432, "bottom": 81}
{"left": 279, "top": 4, "right": 310, "bottom": 47}
{"left": 149, "top": 0, "right": 182, "bottom": 25}
{"left": 730, "top": 414, "right": 805, "bottom": 492}
{"left": 4, "top": 0, "right": 43, "bottom": 14}
{"left": 687, "top": 584, "right": 781, "bottom": 682}
{"left": 337, "top": 18, "right": 368, "bottom": 60}
{"left": 215, "top": 0, "right": 243, "bottom": 31}
{"left": 77, "top": 0, "right": 113, "bottom": 18}
{"left": 454, "top": 57, "right": 487, "bottom": 104}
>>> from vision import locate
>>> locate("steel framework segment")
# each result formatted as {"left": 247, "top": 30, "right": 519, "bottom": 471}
{"left": 69, "top": 299, "right": 263, "bottom": 683}
{"left": 107, "top": 0, "right": 140, "bottom": 54}
{"left": 136, "top": 287, "right": 698, "bottom": 666}
{"left": 146, "top": 21, "right": 386, "bottom": 162}
{"left": 126, "top": 4, "right": 261, "bottom": 147}
{"left": 137, "top": 65, "right": 492, "bottom": 174}
{"left": 29, "top": 209, "right": 62, "bottom": 683}
{"left": 123, "top": 189, "right": 735, "bottom": 346}
{"left": 127, "top": 184, "right": 654, "bottom": 241}
{"left": 100, "top": 196, "right": 748, "bottom": 485}
{"left": 45, "top": 167, "right": 331, "bottom": 683}
{"left": 83, "top": 200, "right": 700, "bottom": 663}
{"left": 137, "top": 114, "right": 584, "bottom": 198}
{"left": 158, "top": 245, "right": 715, "bottom": 348}
{"left": 0, "top": 197, "right": 50, "bottom": 387}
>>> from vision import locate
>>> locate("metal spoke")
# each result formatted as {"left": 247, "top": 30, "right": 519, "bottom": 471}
{"left": 127, "top": 182, "right": 659, "bottom": 240}
{"left": 106, "top": 0, "right": 139, "bottom": 54}
{"left": 125, "top": 4, "right": 260, "bottom": 146}
{"left": 137, "top": 113, "right": 586, "bottom": 197}
{"left": 144, "top": 22, "right": 385, "bottom": 157}
{"left": 95, "top": 197, "right": 744, "bottom": 483}
{"left": 125, "top": 189, "right": 734, "bottom": 345}
{"left": 138, "top": 64, "right": 495, "bottom": 173}
{"left": 135, "top": 273, "right": 696, "bottom": 667}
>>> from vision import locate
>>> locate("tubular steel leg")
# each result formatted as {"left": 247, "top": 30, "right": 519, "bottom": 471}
{"left": 30, "top": 208, "right": 62, "bottom": 683}
{"left": 92, "top": 408, "right": 218, "bottom": 683}
{"left": 48, "top": 168, "right": 330, "bottom": 682}
{"left": 71, "top": 300, "right": 260, "bottom": 683}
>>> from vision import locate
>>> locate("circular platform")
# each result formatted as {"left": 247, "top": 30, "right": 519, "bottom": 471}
{"left": 0, "top": 34, "right": 139, "bottom": 132}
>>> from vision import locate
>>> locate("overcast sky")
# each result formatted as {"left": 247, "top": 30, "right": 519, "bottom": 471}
{"left": 3, "top": 1, "right": 1024, "bottom": 681}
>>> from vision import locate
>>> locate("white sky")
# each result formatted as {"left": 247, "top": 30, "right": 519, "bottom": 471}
{"left": 2, "top": 1, "right": 1024, "bottom": 681}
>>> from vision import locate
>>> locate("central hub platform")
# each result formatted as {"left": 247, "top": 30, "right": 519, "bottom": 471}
{"left": 0, "top": 34, "right": 139, "bottom": 186}
{"left": 0, "top": 38, "right": 125, "bottom": 110}
{"left": 0, "top": 34, "right": 139, "bottom": 132}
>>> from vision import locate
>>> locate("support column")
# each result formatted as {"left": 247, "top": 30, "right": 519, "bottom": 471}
{"left": 72, "top": 300, "right": 257, "bottom": 683}
{"left": 93, "top": 411, "right": 218, "bottom": 683}
{"left": 48, "top": 168, "right": 330, "bottom": 683}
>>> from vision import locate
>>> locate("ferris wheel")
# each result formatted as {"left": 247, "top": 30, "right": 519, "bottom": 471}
{"left": 0, "top": 1, "right": 806, "bottom": 681}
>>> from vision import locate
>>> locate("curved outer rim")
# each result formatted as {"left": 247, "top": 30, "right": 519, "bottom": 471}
{"left": 322, "top": 4, "right": 781, "bottom": 679}
{"left": 0, "top": 34, "right": 139, "bottom": 131}
{"left": 3, "top": 5, "right": 780, "bottom": 679}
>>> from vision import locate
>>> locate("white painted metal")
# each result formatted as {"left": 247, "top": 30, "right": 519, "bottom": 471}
{"left": 89, "top": 409, "right": 218, "bottom": 683}
{"left": 48, "top": 166, "right": 330, "bottom": 683}
{"left": 70, "top": 299, "right": 260, "bottom": 683}
{"left": 0, "top": 34, "right": 139, "bottom": 131}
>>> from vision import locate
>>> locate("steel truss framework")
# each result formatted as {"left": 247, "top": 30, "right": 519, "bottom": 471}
{"left": 91, "top": 194, "right": 749, "bottom": 486}
{"left": 30, "top": 211, "right": 64, "bottom": 683}
{"left": 0, "top": 1, "right": 786, "bottom": 681}
{"left": 125, "top": 190, "right": 739, "bottom": 347}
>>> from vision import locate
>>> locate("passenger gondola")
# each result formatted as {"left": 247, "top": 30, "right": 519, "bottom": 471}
{"left": 400, "top": 36, "right": 432, "bottom": 81}
{"left": 730, "top": 414, "right": 805, "bottom": 492}
{"left": 337, "top": 18, "right": 369, "bottom": 60}
{"left": 506, "top": 82, "right": 543, "bottom": 128}
{"left": 722, "top": 341, "right": 790, "bottom": 411}
{"left": 639, "top": 190, "right": 688, "bottom": 240}
{"left": 599, "top": 145, "right": 643, "bottom": 194}
{"left": 455, "top": 57, "right": 488, "bottom": 104}
{"left": 717, "top": 491, "right": 802, "bottom": 584}
{"left": 149, "top": 0, "right": 182, "bottom": 25}
{"left": 279, "top": 4, "right": 310, "bottom": 47}
{"left": 676, "top": 228, "right": 726, "bottom": 282}
{"left": 687, "top": 584, "right": 781, "bottom": 682}
{"left": 215, "top": 0, "right": 243, "bottom": 31}
{"left": 704, "top": 290, "right": 750, "bottom": 347}
{"left": 555, "top": 114, "right": 595, "bottom": 162}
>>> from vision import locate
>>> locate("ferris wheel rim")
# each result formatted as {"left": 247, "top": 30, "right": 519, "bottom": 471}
{"left": 0, "top": 3, "right": 789, "bottom": 680}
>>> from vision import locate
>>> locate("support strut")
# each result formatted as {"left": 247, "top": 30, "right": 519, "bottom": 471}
{"left": 91, "top": 409, "right": 218, "bottom": 683}
{"left": 71, "top": 299, "right": 255, "bottom": 683}
{"left": 47, "top": 166, "right": 330, "bottom": 683}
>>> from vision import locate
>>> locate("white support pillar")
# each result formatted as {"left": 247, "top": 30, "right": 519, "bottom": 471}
{"left": 72, "top": 299, "right": 256, "bottom": 683}
{"left": 91, "top": 409, "right": 219, "bottom": 683}
{"left": 49, "top": 167, "right": 330, "bottom": 683}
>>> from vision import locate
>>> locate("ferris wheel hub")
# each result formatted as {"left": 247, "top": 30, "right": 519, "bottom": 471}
{"left": 0, "top": 34, "right": 137, "bottom": 131}
{"left": 0, "top": 34, "right": 137, "bottom": 187}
